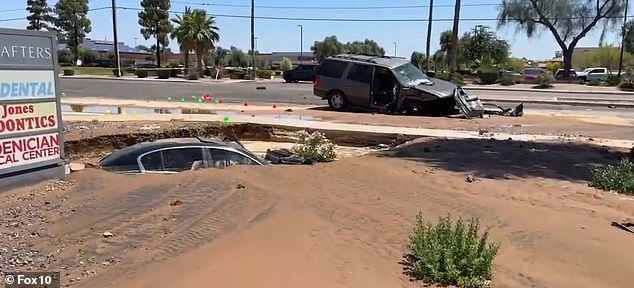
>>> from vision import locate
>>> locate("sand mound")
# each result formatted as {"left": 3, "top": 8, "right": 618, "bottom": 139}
{"left": 3, "top": 148, "right": 634, "bottom": 287}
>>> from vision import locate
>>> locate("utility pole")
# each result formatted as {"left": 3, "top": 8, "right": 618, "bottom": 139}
{"left": 618, "top": 0, "right": 630, "bottom": 79}
{"left": 298, "top": 25, "right": 303, "bottom": 64}
{"left": 448, "top": 0, "right": 461, "bottom": 78}
{"left": 393, "top": 42, "right": 397, "bottom": 56}
{"left": 250, "top": 0, "right": 256, "bottom": 79}
{"left": 425, "top": 0, "right": 433, "bottom": 71}
{"left": 111, "top": 0, "right": 121, "bottom": 77}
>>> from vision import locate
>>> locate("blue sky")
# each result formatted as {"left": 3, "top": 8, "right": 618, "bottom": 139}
{"left": 0, "top": 0, "right": 628, "bottom": 59}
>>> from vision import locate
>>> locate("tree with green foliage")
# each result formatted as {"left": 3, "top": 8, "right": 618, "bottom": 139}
{"left": 210, "top": 46, "right": 229, "bottom": 67}
{"left": 459, "top": 26, "right": 509, "bottom": 68}
{"left": 171, "top": 7, "right": 219, "bottom": 76}
{"left": 54, "top": 0, "right": 91, "bottom": 64}
{"left": 79, "top": 48, "right": 99, "bottom": 65}
{"left": 504, "top": 57, "right": 526, "bottom": 71}
{"left": 280, "top": 57, "right": 293, "bottom": 70}
{"left": 623, "top": 20, "right": 634, "bottom": 54}
{"left": 311, "top": 36, "right": 386, "bottom": 63}
{"left": 498, "top": 0, "right": 627, "bottom": 77}
{"left": 26, "top": 0, "right": 55, "bottom": 31}
{"left": 138, "top": 0, "right": 172, "bottom": 67}
{"left": 410, "top": 51, "right": 425, "bottom": 70}
{"left": 227, "top": 46, "right": 248, "bottom": 67}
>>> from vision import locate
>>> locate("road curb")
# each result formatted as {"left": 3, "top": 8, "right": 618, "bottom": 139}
{"left": 465, "top": 85, "right": 634, "bottom": 96}
{"left": 481, "top": 98, "right": 634, "bottom": 108}
{"left": 58, "top": 75, "right": 260, "bottom": 84}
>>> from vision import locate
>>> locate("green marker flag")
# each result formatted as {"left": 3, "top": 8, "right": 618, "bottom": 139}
{"left": 223, "top": 115, "right": 230, "bottom": 122}
{"left": 180, "top": 97, "right": 186, "bottom": 102}
{"left": 167, "top": 96, "right": 173, "bottom": 101}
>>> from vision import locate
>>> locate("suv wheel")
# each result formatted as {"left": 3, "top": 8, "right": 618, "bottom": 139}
{"left": 328, "top": 91, "right": 348, "bottom": 111}
{"left": 285, "top": 77, "right": 292, "bottom": 83}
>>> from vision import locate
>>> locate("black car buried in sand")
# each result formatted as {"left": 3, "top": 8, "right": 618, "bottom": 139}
{"left": 313, "top": 54, "right": 523, "bottom": 118}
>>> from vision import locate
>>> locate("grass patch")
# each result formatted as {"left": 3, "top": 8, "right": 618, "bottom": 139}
{"left": 60, "top": 66, "right": 114, "bottom": 76}
{"left": 402, "top": 214, "right": 499, "bottom": 288}
{"left": 591, "top": 157, "right": 634, "bottom": 194}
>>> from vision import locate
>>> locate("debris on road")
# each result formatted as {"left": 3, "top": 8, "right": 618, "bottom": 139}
{"left": 102, "top": 231, "right": 114, "bottom": 238}
{"left": 169, "top": 200, "right": 183, "bottom": 206}
{"left": 611, "top": 221, "right": 634, "bottom": 233}
{"left": 466, "top": 174, "right": 477, "bottom": 183}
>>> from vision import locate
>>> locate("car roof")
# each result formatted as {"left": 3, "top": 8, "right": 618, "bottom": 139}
{"left": 326, "top": 54, "right": 409, "bottom": 69}
{"left": 98, "top": 137, "right": 255, "bottom": 166}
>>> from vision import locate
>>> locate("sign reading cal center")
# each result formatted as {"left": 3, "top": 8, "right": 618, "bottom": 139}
{"left": 0, "top": 27, "right": 64, "bottom": 190}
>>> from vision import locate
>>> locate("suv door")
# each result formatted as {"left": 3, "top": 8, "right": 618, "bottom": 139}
{"left": 343, "top": 63, "right": 374, "bottom": 106}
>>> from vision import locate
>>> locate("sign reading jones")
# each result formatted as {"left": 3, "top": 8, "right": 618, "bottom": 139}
{"left": 0, "top": 132, "right": 60, "bottom": 169}
{"left": 0, "top": 102, "right": 58, "bottom": 136}
{"left": 0, "top": 70, "right": 56, "bottom": 100}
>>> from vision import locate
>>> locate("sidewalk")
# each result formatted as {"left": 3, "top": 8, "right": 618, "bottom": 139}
{"left": 464, "top": 83, "right": 634, "bottom": 95}
{"left": 58, "top": 74, "right": 276, "bottom": 84}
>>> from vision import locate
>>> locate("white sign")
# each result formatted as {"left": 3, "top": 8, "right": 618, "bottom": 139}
{"left": 0, "top": 132, "right": 60, "bottom": 170}
{"left": 0, "top": 102, "right": 58, "bottom": 136}
{"left": 0, "top": 70, "right": 56, "bottom": 100}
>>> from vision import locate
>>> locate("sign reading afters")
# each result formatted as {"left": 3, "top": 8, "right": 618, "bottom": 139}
{"left": 0, "top": 28, "right": 64, "bottom": 189}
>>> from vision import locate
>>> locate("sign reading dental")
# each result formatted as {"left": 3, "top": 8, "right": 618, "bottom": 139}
{"left": 0, "top": 27, "right": 64, "bottom": 188}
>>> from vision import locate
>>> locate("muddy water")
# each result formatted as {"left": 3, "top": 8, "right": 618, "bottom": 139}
{"left": 62, "top": 104, "right": 319, "bottom": 121}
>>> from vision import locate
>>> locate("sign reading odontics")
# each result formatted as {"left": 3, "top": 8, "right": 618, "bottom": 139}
{"left": 0, "top": 28, "right": 65, "bottom": 190}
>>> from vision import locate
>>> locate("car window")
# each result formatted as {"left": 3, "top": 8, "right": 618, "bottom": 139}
{"left": 346, "top": 64, "right": 373, "bottom": 83}
{"left": 318, "top": 59, "right": 348, "bottom": 78}
{"left": 140, "top": 147, "right": 205, "bottom": 172}
{"left": 523, "top": 69, "right": 541, "bottom": 75}
{"left": 140, "top": 150, "right": 163, "bottom": 171}
{"left": 208, "top": 148, "right": 257, "bottom": 168}
{"left": 589, "top": 68, "right": 604, "bottom": 74}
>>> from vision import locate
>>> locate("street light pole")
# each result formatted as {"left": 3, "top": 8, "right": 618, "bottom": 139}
{"left": 425, "top": 0, "right": 434, "bottom": 71}
{"left": 393, "top": 42, "right": 397, "bottom": 56}
{"left": 298, "top": 24, "right": 303, "bottom": 64}
{"left": 618, "top": 0, "right": 630, "bottom": 79}
{"left": 111, "top": 0, "right": 121, "bottom": 77}
{"left": 250, "top": 0, "right": 256, "bottom": 78}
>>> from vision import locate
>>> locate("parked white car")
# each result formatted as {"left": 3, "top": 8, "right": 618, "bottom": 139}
{"left": 577, "top": 67, "right": 617, "bottom": 83}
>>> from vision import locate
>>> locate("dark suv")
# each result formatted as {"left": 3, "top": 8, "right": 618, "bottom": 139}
{"left": 313, "top": 54, "right": 484, "bottom": 118}
{"left": 283, "top": 63, "right": 319, "bottom": 83}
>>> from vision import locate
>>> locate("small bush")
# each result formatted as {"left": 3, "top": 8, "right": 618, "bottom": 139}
{"left": 402, "top": 214, "right": 499, "bottom": 288}
{"left": 591, "top": 158, "right": 634, "bottom": 194}
{"left": 606, "top": 74, "right": 621, "bottom": 86}
{"left": 619, "top": 81, "right": 634, "bottom": 89}
{"left": 187, "top": 71, "right": 199, "bottom": 80}
{"left": 136, "top": 69, "right": 148, "bottom": 78}
{"left": 499, "top": 74, "right": 515, "bottom": 86}
{"left": 157, "top": 68, "right": 171, "bottom": 79}
{"left": 170, "top": 68, "right": 180, "bottom": 77}
{"left": 292, "top": 130, "right": 337, "bottom": 164}
{"left": 535, "top": 73, "right": 555, "bottom": 88}
{"left": 433, "top": 72, "right": 464, "bottom": 87}
{"left": 257, "top": 69, "right": 274, "bottom": 79}
{"left": 477, "top": 69, "right": 499, "bottom": 85}
{"left": 63, "top": 69, "right": 75, "bottom": 76}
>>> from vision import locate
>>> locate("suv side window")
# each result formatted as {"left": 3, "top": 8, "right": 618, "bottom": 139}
{"left": 589, "top": 68, "right": 604, "bottom": 74}
{"left": 346, "top": 64, "right": 373, "bottom": 83}
{"left": 318, "top": 59, "right": 348, "bottom": 78}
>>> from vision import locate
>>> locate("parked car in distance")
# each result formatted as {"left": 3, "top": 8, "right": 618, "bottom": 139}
{"left": 577, "top": 67, "right": 617, "bottom": 83}
{"left": 521, "top": 68, "right": 545, "bottom": 83}
{"left": 124, "top": 62, "right": 158, "bottom": 73}
{"left": 98, "top": 137, "right": 266, "bottom": 174}
{"left": 554, "top": 68, "right": 577, "bottom": 79}
{"left": 313, "top": 53, "right": 485, "bottom": 118}
{"left": 283, "top": 63, "right": 319, "bottom": 83}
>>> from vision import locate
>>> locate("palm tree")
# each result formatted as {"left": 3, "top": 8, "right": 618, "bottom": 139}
{"left": 189, "top": 9, "right": 220, "bottom": 76}
{"left": 171, "top": 7, "right": 220, "bottom": 77}
{"left": 171, "top": 7, "right": 194, "bottom": 75}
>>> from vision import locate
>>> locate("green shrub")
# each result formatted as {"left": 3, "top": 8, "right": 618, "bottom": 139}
{"left": 535, "top": 73, "right": 555, "bottom": 88}
{"left": 112, "top": 69, "right": 123, "bottom": 77}
{"left": 187, "top": 71, "right": 199, "bottom": 80}
{"left": 591, "top": 158, "right": 634, "bottom": 194}
{"left": 63, "top": 69, "right": 75, "bottom": 76}
{"left": 499, "top": 74, "right": 515, "bottom": 86}
{"left": 157, "top": 68, "right": 171, "bottom": 79}
{"left": 434, "top": 72, "right": 449, "bottom": 81}
{"left": 433, "top": 72, "right": 464, "bottom": 87}
{"left": 619, "top": 81, "right": 634, "bottom": 89}
{"left": 257, "top": 69, "right": 274, "bottom": 79}
{"left": 292, "top": 130, "right": 337, "bottom": 164}
{"left": 606, "top": 74, "right": 621, "bottom": 86}
{"left": 170, "top": 68, "right": 180, "bottom": 77}
{"left": 402, "top": 214, "right": 499, "bottom": 288}
{"left": 136, "top": 69, "right": 148, "bottom": 78}
{"left": 477, "top": 69, "right": 499, "bottom": 84}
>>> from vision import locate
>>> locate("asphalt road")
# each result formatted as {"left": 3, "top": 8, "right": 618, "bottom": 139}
{"left": 59, "top": 78, "right": 634, "bottom": 113}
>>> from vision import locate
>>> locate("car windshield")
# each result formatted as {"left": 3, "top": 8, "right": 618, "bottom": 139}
{"left": 392, "top": 63, "right": 429, "bottom": 86}
{"left": 523, "top": 69, "right": 541, "bottom": 75}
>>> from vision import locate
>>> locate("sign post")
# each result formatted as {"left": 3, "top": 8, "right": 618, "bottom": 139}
{"left": 0, "top": 28, "right": 65, "bottom": 191}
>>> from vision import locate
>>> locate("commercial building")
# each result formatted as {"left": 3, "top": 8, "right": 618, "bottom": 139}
{"left": 258, "top": 52, "right": 316, "bottom": 69}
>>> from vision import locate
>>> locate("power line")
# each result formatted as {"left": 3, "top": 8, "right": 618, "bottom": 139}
{"left": 166, "top": 0, "right": 499, "bottom": 10}
{"left": 0, "top": 6, "right": 111, "bottom": 22}
{"left": 116, "top": 6, "right": 634, "bottom": 22}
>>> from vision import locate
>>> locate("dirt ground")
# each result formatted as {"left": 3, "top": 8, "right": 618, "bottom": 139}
{"left": 2, "top": 133, "right": 634, "bottom": 288}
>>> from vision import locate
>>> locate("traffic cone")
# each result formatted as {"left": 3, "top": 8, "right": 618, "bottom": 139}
{"left": 272, "top": 104, "right": 277, "bottom": 108}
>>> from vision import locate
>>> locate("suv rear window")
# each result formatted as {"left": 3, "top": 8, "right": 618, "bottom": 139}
{"left": 318, "top": 59, "right": 348, "bottom": 78}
